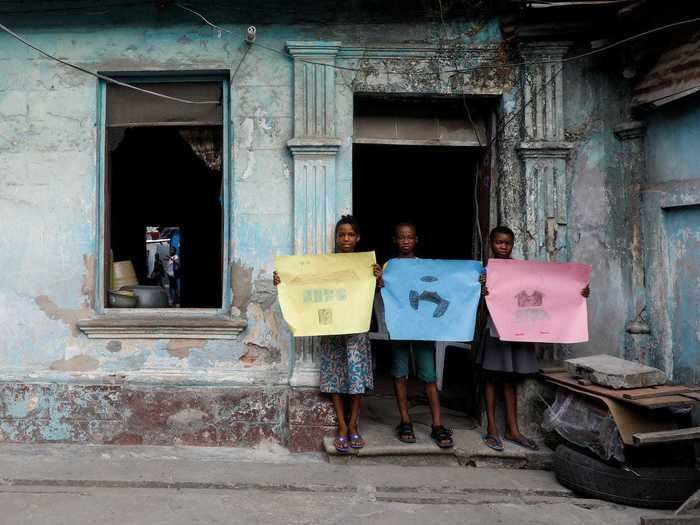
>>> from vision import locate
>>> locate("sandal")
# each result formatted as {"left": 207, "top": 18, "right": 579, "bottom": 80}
{"left": 430, "top": 425, "right": 454, "bottom": 449}
{"left": 396, "top": 421, "right": 416, "bottom": 444}
{"left": 504, "top": 434, "right": 539, "bottom": 451}
{"left": 334, "top": 435, "right": 351, "bottom": 454}
{"left": 349, "top": 433, "right": 365, "bottom": 449}
{"left": 482, "top": 434, "right": 504, "bottom": 452}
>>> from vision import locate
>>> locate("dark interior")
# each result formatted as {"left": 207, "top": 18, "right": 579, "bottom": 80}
{"left": 353, "top": 141, "right": 482, "bottom": 414}
{"left": 353, "top": 143, "right": 479, "bottom": 265}
{"left": 108, "top": 126, "right": 223, "bottom": 308}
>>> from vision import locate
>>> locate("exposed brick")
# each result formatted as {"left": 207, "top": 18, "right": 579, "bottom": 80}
{"left": 108, "top": 432, "right": 144, "bottom": 445}
{"left": 288, "top": 425, "right": 336, "bottom": 453}
{"left": 287, "top": 388, "right": 336, "bottom": 426}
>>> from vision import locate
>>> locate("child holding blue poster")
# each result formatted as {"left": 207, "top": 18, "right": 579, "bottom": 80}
{"left": 479, "top": 226, "right": 589, "bottom": 452}
{"left": 274, "top": 215, "right": 382, "bottom": 454}
{"left": 377, "top": 223, "right": 454, "bottom": 449}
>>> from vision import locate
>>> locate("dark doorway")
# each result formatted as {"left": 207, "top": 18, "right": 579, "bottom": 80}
{"left": 353, "top": 144, "right": 480, "bottom": 264}
{"left": 353, "top": 142, "right": 484, "bottom": 418}
{"left": 109, "top": 127, "right": 223, "bottom": 308}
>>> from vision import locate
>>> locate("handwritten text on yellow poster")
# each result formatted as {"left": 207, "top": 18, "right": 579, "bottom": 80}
{"left": 275, "top": 252, "right": 377, "bottom": 337}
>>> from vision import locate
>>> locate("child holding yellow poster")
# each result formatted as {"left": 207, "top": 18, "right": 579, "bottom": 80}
{"left": 274, "top": 215, "right": 382, "bottom": 454}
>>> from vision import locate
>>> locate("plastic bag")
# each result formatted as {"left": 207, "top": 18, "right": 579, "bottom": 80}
{"left": 543, "top": 390, "right": 625, "bottom": 463}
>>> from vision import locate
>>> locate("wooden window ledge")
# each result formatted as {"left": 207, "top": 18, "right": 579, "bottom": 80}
{"left": 77, "top": 316, "right": 247, "bottom": 340}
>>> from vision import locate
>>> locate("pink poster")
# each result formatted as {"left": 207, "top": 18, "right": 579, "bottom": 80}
{"left": 485, "top": 259, "right": 592, "bottom": 344}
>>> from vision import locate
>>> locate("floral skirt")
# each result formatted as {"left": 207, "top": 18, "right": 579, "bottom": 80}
{"left": 319, "top": 333, "right": 373, "bottom": 394}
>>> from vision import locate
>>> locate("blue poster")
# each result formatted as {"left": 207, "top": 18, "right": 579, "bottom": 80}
{"left": 381, "top": 259, "right": 483, "bottom": 342}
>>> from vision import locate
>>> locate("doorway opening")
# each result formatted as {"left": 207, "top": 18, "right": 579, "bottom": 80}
{"left": 352, "top": 95, "right": 490, "bottom": 425}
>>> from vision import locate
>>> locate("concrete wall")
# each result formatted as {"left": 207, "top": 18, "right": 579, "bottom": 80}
{"left": 0, "top": 3, "right": 676, "bottom": 443}
{"left": 642, "top": 93, "right": 700, "bottom": 380}
{"left": 564, "top": 53, "right": 630, "bottom": 358}
{"left": 0, "top": 9, "right": 508, "bottom": 383}
{"left": 647, "top": 94, "right": 700, "bottom": 183}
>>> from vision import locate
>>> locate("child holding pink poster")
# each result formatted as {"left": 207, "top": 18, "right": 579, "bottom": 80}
{"left": 478, "top": 226, "right": 589, "bottom": 452}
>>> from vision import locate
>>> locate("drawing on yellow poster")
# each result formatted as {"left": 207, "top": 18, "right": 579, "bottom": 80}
{"left": 275, "top": 252, "right": 377, "bottom": 337}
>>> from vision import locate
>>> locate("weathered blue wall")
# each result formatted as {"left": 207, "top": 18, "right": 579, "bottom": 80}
{"left": 642, "top": 93, "right": 700, "bottom": 381}
{"left": 647, "top": 94, "right": 700, "bottom": 183}
{"left": 0, "top": 7, "right": 504, "bottom": 385}
{"left": 2, "top": 2, "right": 682, "bottom": 443}
{"left": 564, "top": 52, "right": 630, "bottom": 358}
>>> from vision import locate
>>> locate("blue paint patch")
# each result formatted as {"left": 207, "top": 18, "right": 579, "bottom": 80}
{"left": 665, "top": 205, "right": 700, "bottom": 384}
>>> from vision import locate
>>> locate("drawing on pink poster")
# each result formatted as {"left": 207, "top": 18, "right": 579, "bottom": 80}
{"left": 485, "top": 259, "right": 592, "bottom": 344}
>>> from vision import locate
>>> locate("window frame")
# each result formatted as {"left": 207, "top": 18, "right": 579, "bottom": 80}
{"left": 95, "top": 71, "right": 232, "bottom": 317}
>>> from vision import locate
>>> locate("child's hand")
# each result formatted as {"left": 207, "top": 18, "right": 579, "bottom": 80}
{"left": 480, "top": 270, "right": 489, "bottom": 296}
{"left": 373, "top": 264, "right": 384, "bottom": 288}
{"left": 581, "top": 284, "right": 590, "bottom": 298}
{"left": 273, "top": 271, "right": 281, "bottom": 287}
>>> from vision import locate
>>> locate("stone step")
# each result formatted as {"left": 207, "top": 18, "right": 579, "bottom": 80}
{"left": 323, "top": 423, "right": 552, "bottom": 469}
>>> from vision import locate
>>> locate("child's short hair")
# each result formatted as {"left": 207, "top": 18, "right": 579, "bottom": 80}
{"left": 335, "top": 215, "right": 360, "bottom": 235}
{"left": 489, "top": 226, "right": 515, "bottom": 241}
{"left": 393, "top": 221, "right": 417, "bottom": 237}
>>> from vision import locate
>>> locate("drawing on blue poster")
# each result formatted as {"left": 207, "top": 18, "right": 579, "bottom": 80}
{"left": 380, "top": 259, "right": 483, "bottom": 342}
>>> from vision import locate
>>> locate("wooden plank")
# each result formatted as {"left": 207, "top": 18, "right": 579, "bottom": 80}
{"left": 622, "top": 385, "right": 698, "bottom": 400}
{"left": 634, "top": 395, "right": 699, "bottom": 408}
{"left": 539, "top": 366, "right": 567, "bottom": 374}
{"left": 682, "top": 392, "right": 700, "bottom": 401}
{"left": 633, "top": 427, "right": 700, "bottom": 446}
{"left": 542, "top": 372, "right": 697, "bottom": 409}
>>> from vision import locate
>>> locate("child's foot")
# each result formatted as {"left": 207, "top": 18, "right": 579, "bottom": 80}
{"left": 349, "top": 433, "right": 365, "bottom": 449}
{"left": 430, "top": 425, "right": 454, "bottom": 449}
{"left": 396, "top": 421, "right": 416, "bottom": 443}
{"left": 504, "top": 433, "right": 539, "bottom": 450}
{"left": 482, "top": 434, "right": 504, "bottom": 451}
{"left": 334, "top": 434, "right": 351, "bottom": 454}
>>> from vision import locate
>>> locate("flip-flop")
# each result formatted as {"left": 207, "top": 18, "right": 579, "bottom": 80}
{"left": 349, "top": 433, "right": 365, "bottom": 449}
{"left": 504, "top": 435, "right": 540, "bottom": 451}
{"left": 482, "top": 434, "right": 504, "bottom": 452}
{"left": 334, "top": 435, "right": 351, "bottom": 454}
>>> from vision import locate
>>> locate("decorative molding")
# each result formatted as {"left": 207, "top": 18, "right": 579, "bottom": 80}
{"left": 286, "top": 40, "right": 343, "bottom": 387}
{"left": 518, "top": 42, "right": 572, "bottom": 261}
{"left": 519, "top": 42, "right": 571, "bottom": 143}
{"left": 337, "top": 43, "right": 503, "bottom": 60}
{"left": 614, "top": 121, "right": 646, "bottom": 141}
{"left": 0, "top": 368, "right": 289, "bottom": 387}
{"left": 286, "top": 41, "right": 342, "bottom": 57}
{"left": 517, "top": 141, "right": 574, "bottom": 159}
{"left": 77, "top": 316, "right": 247, "bottom": 339}
{"left": 287, "top": 138, "right": 342, "bottom": 156}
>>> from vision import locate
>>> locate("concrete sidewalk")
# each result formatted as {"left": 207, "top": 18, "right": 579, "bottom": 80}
{"left": 0, "top": 443, "right": 665, "bottom": 524}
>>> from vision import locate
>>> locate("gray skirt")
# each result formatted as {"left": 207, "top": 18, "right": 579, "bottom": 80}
{"left": 476, "top": 335, "right": 539, "bottom": 376}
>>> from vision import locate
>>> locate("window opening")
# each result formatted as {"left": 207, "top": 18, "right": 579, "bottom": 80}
{"left": 104, "top": 79, "right": 225, "bottom": 309}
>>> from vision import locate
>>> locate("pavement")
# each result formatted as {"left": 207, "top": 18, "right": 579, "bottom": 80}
{"left": 0, "top": 442, "right": 668, "bottom": 525}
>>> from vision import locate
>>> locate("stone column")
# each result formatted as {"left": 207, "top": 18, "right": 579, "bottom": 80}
{"left": 286, "top": 41, "right": 342, "bottom": 387}
{"left": 614, "top": 121, "right": 651, "bottom": 360}
{"left": 518, "top": 43, "right": 574, "bottom": 261}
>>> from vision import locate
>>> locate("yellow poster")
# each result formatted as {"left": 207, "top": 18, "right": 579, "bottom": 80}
{"left": 275, "top": 252, "right": 377, "bottom": 337}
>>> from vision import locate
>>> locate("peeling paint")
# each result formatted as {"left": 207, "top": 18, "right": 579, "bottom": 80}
{"left": 106, "top": 341, "right": 122, "bottom": 353}
{"left": 232, "top": 260, "right": 254, "bottom": 314}
{"left": 167, "top": 339, "right": 205, "bottom": 359}
{"left": 35, "top": 295, "right": 91, "bottom": 337}
{"left": 49, "top": 355, "right": 100, "bottom": 371}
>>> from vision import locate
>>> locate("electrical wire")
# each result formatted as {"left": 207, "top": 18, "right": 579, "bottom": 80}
{"left": 175, "top": 3, "right": 232, "bottom": 36}
{"left": 175, "top": 3, "right": 700, "bottom": 76}
{"left": 0, "top": 22, "right": 221, "bottom": 104}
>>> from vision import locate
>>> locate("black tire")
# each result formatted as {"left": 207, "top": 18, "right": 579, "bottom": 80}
{"left": 553, "top": 444, "right": 700, "bottom": 509}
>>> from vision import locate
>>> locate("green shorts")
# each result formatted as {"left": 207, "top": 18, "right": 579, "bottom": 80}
{"left": 391, "top": 341, "right": 437, "bottom": 384}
